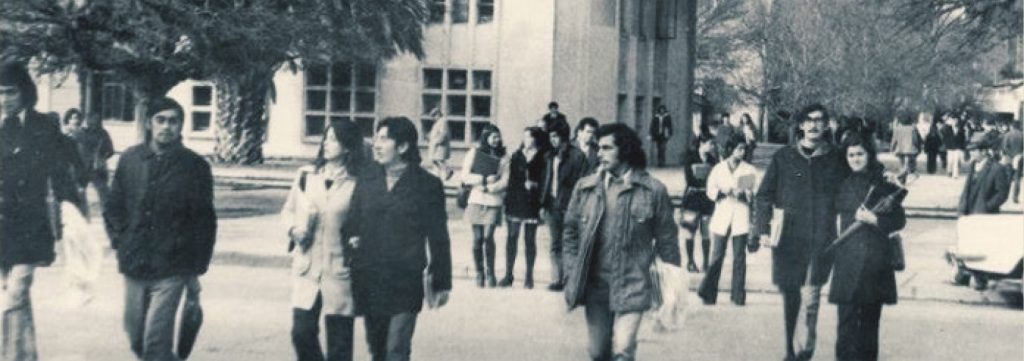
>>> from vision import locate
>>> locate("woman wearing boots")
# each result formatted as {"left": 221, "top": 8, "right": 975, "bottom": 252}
{"left": 282, "top": 118, "right": 366, "bottom": 361}
{"left": 680, "top": 134, "right": 718, "bottom": 273}
{"left": 461, "top": 125, "right": 510, "bottom": 287}
{"left": 830, "top": 134, "right": 906, "bottom": 361}
{"left": 499, "top": 127, "right": 549, "bottom": 289}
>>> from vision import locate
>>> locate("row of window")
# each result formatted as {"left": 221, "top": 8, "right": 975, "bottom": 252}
{"left": 429, "top": 0, "right": 494, "bottom": 24}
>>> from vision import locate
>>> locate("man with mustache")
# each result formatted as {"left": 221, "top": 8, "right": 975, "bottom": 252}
{"left": 104, "top": 97, "right": 217, "bottom": 361}
{"left": 755, "top": 104, "right": 848, "bottom": 361}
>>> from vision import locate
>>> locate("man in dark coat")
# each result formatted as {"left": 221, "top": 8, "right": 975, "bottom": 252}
{"left": 575, "top": 117, "right": 600, "bottom": 175}
{"left": 755, "top": 104, "right": 849, "bottom": 361}
{"left": 104, "top": 97, "right": 217, "bottom": 361}
{"left": 347, "top": 117, "right": 452, "bottom": 361}
{"left": 649, "top": 106, "right": 673, "bottom": 167}
{"left": 541, "top": 120, "right": 589, "bottom": 291}
{"left": 539, "top": 101, "right": 568, "bottom": 132}
{"left": 0, "top": 61, "right": 82, "bottom": 361}
{"left": 958, "top": 134, "right": 1010, "bottom": 215}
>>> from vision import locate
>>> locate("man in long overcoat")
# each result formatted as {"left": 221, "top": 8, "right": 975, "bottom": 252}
{"left": 755, "top": 104, "right": 849, "bottom": 361}
{"left": 0, "top": 61, "right": 82, "bottom": 361}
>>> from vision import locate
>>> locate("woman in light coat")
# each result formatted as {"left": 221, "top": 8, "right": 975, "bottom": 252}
{"left": 461, "top": 125, "right": 511, "bottom": 287}
{"left": 890, "top": 112, "right": 919, "bottom": 174}
{"left": 281, "top": 118, "right": 366, "bottom": 361}
{"left": 698, "top": 137, "right": 758, "bottom": 305}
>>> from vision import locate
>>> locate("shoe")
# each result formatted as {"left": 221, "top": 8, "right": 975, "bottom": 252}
{"left": 547, "top": 282, "right": 564, "bottom": 291}
{"left": 795, "top": 349, "right": 814, "bottom": 361}
{"left": 475, "top": 274, "right": 485, "bottom": 288}
{"left": 524, "top": 277, "right": 534, "bottom": 289}
{"left": 498, "top": 276, "right": 514, "bottom": 288}
{"left": 686, "top": 262, "right": 699, "bottom": 273}
{"left": 486, "top": 275, "right": 497, "bottom": 288}
{"left": 701, "top": 297, "right": 715, "bottom": 305}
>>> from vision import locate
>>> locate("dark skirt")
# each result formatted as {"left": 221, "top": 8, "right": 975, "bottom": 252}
{"left": 681, "top": 188, "right": 715, "bottom": 215}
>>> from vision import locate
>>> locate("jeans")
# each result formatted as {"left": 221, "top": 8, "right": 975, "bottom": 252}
{"left": 292, "top": 293, "right": 355, "bottom": 361}
{"left": 836, "top": 303, "right": 883, "bottom": 361}
{"left": 781, "top": 284, "right": 822, "bottom": 358}
{"left": 544, "top": 210, "right": 566, "bottom": 284}
{"left": 584, "top": 279, "right": 643, "bottom": 361}
{"left": 947, "top": 150, "right": 964, "bottom": 178}
{"left": 364, "top": 313, "right": 418, "bottom": 361}
{"left": 1, "top": 265, "right": 37, "bottom": 361}
{"left": 926, "top": 151, "right": 941, "bottom": 174}
{"left": 898, "top": 154, "right": 917, "bottom": 174}
{"left": 697, "top": 233, "right": 748, "bottom": 304}
{"left": 124, "top": 275, "right": 187, "bottom": 361}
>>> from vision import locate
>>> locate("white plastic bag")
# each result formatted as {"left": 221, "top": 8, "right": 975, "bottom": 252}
{"left": 60, "top": 201, "right": 103, "bottom": 307}
{"left": 649, "top": 260, "right": 689, "bottom": 332}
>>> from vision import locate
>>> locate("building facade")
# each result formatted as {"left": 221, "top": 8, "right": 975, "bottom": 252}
{"left": 35, "top": 0, "right": 696, "bottom": 165}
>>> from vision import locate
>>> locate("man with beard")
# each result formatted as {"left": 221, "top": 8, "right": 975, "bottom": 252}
{"left": 755, "top": 104, "right": 848, "bottom": 361}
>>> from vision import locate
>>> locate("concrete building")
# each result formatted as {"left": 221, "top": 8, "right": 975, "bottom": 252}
{"left": 35, "top": 0, "right": 696, "bottom": 165}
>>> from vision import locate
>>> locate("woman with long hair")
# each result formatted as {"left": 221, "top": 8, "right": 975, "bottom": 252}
{"left": 461, "top": 125, "right": 511, "bottom": 287}
{"left": 282, "top": 118, "right": 366, "bottom": 361}
{"left": 830, "top": 134, "right": 906, "bottom": 361}
{"left": 498, "top": 127, "right": 549, "bottom": 288}
{"left": 739, "top": 113, "right": 759, "bottom": 162}
{"left": 680, "top": 134, "right": 718, "bottom": 273}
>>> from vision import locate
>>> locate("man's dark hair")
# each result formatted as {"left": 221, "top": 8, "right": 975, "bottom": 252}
{"left": 548, "top": 101, "right": 559, "bottom": 110}
{"left": 895, "top": 110, "right": 915, "bottom": 126}
{"left": 0, "top": 62, "right": 38, "bottom": 109}
{"left": 597, "top": 123, "right": 646, "bottom": 170}
{"left": 575, "top": 117, "right": 599, "bottom": 138}
{"left": 377, "top": 116, "right": 421, "bottom": 164}
{"left": 548, "top": 118, "right": 571, "bottom": 143}
{"left": 145, "top": 97, "right": 184, "bottom": 120}
{"left": 721, "top": 112, "right": 731, "bottom": 119}
{"left": 314, "top": 117, "right": 367, "bottom": 176}
{"left": 795, "top": 103, "right": 830, "bottom": 124}
{"left": 63, "top": 108, "right": 83, "bottom": 125}
{"left": 719, "top": 135, "right": 748, "bottom": 159}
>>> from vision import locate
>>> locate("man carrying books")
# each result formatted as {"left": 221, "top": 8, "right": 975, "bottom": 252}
{"left": 754, "top": 104, "right": 849, "bottom": 361}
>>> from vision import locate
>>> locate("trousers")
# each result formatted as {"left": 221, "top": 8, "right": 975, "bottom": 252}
{"left": 124, "top": 275, "right": 187, "bottom": 361}
{"left": 1, "top": 265, "right": 36, "bottom": 361}
{"left": 836, "top": 303, "right": 883, "bottom": 361}
{"left": 697, "top": 233, "right": 748, "bottom": 304}
{"left": 364, "top": 312, "right": 418, "bottom": 361}
{"left": 584, "top": 279, "right": 643, "bottom": 361}
{"left": 292, "top": 293, "right": 355, "bottom": 361}
{"left": 545, "top": 210, "right": 566, "bottom": 284}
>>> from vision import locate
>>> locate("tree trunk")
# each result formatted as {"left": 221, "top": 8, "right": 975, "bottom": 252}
{"left": 213, "top": 75, "right": 270, "bottom": 165}
{"left": 678, "top": 0, "right": 699, "bottom": 157}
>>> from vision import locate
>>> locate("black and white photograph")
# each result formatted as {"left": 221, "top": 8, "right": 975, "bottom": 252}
{"left": 0, "top": 0, "right": 1022, "bottom": 360}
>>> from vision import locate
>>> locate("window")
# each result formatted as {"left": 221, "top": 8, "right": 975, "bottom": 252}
{"left": 190, "top": 83, "right": 214, "bottom": 132}
{"left": 478, "top": 0, "right": 494, "bottom": 23}
{"left": 304, "top": 62, "right": 378, "bottom": 139}
{"left": 429, "top": 0, "right": 446, "bottom": 23}
{"left": 422, "top": 67, "right": 493, "bottom": 144}
{"left": 656, "top": 0, "right": 678, "bottom": 39}
{"left": 453, "top": 0, "right": 469, "bottom": 23}
{"left": 99, "top": 77, "right": 135, "bottom": 122}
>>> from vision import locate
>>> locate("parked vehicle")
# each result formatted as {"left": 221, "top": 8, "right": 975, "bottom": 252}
{"left": 945, "top": 214, "right": 1024, "bottom": 293}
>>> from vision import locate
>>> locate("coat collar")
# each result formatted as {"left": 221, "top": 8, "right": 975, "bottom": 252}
{"left": 578, "top": 168, "right": 653, "bottom": 191}
{"left": 793, "top": 142, "right": 835, "bottom": 159}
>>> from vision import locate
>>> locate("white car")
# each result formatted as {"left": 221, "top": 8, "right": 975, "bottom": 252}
{"left": 945, "top": 214, "right": 1024, "bottom": 291}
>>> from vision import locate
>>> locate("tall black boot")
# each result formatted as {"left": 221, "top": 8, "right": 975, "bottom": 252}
{"left": 473, "top": 246, "right": 485, "bottom": 288}
{"left": 485, "top": 240, "right": 497, "bottom": 288}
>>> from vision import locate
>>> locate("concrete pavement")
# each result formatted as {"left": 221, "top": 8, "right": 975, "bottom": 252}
{"left": 29, "top": 265, "right": 1024, "bottom": 360}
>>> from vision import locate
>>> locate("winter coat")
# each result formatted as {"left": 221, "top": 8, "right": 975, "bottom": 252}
{"left": 958, "top": 160, "right": 1011, "bottom": 215}
{"left": 890, "top": 124, "right": 919, "bottom": 155}
{"left": 104, "top": 143, "right": 217, "bottom": 280}
{"left": 706, "top": 160, "right": 758, "bottom": 236}
{"left": 754, "top": 144, "right": 849, "bottom": 288}
{"left": 829, "top": 166, "right": 906, "bottom": 305}
{"left": 0, "top": 110, "right": 82, "bottom": 267}
{"left": 281, "top": 166, "right": 357, "bottom": 316}
{"left": 650, "top": 114, "right": 673, "bottom": 142}
{"left": 427, "top": 116, "right": 450, "bottom": 162}
{"left": 562, "top": 169, "right": 681, "bottom": 312}
{"left": 541, "top": 145, "right": 589, "bottom": 212}
{"left": 346, "top": 164, "right": 452, "bottom": 316}
{"left": 504, "top": 149, "right": 547, "bottom": 220}
{"left": 940, "top": 125, "right": 967, "bottom": 151}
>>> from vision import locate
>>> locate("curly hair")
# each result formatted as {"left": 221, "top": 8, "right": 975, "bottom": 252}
{"left": 596, "top": 123, "right": 646, "bottom": 170}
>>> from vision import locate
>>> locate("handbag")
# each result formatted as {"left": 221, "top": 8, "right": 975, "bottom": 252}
{"left": 889, "top": 233, "right": 906, "bottom": 272}
{"left": 456, "top": 184, "right": 471, "bottom": 209}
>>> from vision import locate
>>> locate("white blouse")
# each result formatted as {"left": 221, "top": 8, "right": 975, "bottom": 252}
{"left": 706, "top": 161, "right": 759, "bottom": 237}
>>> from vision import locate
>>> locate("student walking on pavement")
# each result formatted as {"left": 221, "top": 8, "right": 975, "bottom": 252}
{"left": 282, "top": 118, "right": 367, "bottom": 361}
{"left": 754, "top": 104, "right": 849, "bottom": 361}
{"left": 499, "top": 127, "right": 549, "bottom": 289}
{"left": 697, "top": 137, "right": 759, "bottom": 306}
{"left": 562, "top": 123, "right": 680, "bottom": 361}
{"left": 104, "top": 97, "right": 217, "bottom": 361}
{"left": 460, "top": 125, "right": 510, "bottom": 288}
